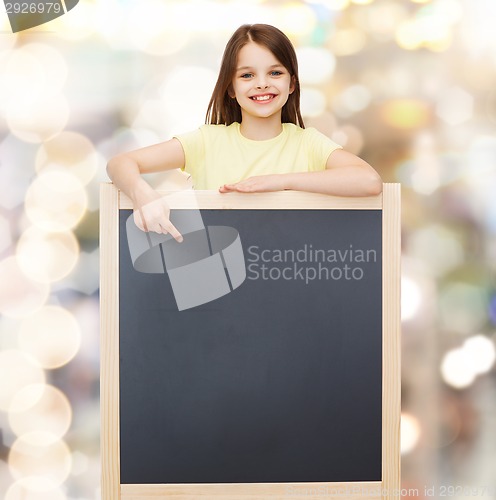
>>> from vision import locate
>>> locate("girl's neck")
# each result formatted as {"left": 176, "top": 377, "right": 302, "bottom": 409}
{"left": 239, "top": 114, "right": 283, "bottom": 141}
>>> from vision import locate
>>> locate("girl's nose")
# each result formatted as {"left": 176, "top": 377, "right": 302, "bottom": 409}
{"left": 256, "top": 81, "right": 268, "bottom": 89}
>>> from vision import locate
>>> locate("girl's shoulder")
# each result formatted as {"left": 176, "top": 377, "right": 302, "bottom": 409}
{"left": 197, "top": 122, "right": 239, "bottom": 139}
{"left": 283, "top": 123, "right": 325, "bottom": 140}
{"left": 175, "top": 124, "right": 235, "bottom": 150}
{"left": 283, "top": 123, "right": 342, "bottom": 151}
{"left": 199, "top": 122, "right": 238, "bottom": 132}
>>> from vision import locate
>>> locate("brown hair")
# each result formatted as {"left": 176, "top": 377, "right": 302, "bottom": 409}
{"left": 205, "top": 24, "right": 304, "bottom": 128}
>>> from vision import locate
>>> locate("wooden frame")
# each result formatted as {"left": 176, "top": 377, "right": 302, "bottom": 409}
{"left": 100, "top": 184, "right": 401, "bottom": 500}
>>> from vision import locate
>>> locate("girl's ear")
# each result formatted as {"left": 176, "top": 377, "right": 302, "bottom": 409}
{"left": 227, "top": 85, "right": 236, "bottom": 98}
{"left": 289, "top": 75, "right": 296, "bottom": 94}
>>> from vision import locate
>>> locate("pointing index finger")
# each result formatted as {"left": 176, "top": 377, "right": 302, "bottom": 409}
{"left": 164, "top": 222, "right": 183, "bottom": 243}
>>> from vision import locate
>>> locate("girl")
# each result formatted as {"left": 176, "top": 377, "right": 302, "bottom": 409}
{"left": 107, "top": 24, "right": 382, "bottom": 242}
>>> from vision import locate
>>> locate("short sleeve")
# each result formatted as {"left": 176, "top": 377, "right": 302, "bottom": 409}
{"left": 304, "top": 127, "right": 342, "bottom": 171}
{"left": 173, "top": 127, "right": 205, "bottom": 178}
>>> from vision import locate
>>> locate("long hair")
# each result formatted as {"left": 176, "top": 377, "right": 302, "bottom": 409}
{"left": 205, "top": 24, "right": 304, "bottom": 128}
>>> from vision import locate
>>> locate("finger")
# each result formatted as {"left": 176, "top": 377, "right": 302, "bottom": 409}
{"left": 134, "top": 217, "right": 145, "bottom": 232}
{"left": 162, "top": 222, "right": 183, "bottom": 243}
{"left": 136, "top": 208, "right": 150, "bottom": 232}
{"left": 133, "top": 211, "right": 147, "bottom": 232}
{"left": 147, "top": 223, "right": 163, "bottom": 234}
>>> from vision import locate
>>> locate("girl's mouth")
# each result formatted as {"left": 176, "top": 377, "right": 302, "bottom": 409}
{"left": 250, "top": 94, "right": 276, "bottom": 102}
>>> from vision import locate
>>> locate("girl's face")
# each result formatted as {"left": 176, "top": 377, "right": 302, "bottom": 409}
{"left": 230, "top": 41, "right": 295, "bottom": 122}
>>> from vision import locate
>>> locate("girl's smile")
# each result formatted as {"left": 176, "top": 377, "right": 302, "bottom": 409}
{"left": 250, "top": 93, "right": 278, "bottom": 103}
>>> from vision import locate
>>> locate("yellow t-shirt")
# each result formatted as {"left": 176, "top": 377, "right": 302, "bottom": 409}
{"left": 174, "top": 122, "right": 342, "bottom": 190}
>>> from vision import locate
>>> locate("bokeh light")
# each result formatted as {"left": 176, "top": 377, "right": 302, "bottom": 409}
{"left": 395, "top": 1, "right": 460, "bottom": 52}
{"left": 8, "top": 383, "right": 46, "bottom": 415}
{"left": 300, "top": 89, "right": 327, "bottom": 118}
{"left": 0, "top": 257, "right": 49, "bottom": 319}
{"left": 407, "top": 225, "right": 464, "bottom": 277}
{"left": 409, "top": 132, "right": 442, "bottom": 195}
{"left": 329, "top": 29, "right": 367, "bottom": 56}
{"left": 91, "top": 0, "right": 126, "bottom": 46}
{"left": 0, "top": 28, "right": 17, "bottom": 49}
{"left": 134, "top": 66, "right": 218, "bottom": 137}
{"left": 16, "top": 227, "right": 80, "bottom": 284}
{"left": 330, "top": 125, "right": 364, "bottom": 154}
{"left": 380, "top": 99, "right": 431, "bottom": 129}
{"left": 333, "top": 84, "right": 371, "bottom": 117}
{"left": 20, "top": 44, "right": 68, "bottom": 97}
{"left": 24, "top": 172, "right": 88, "bottom": 232}
{"left": 0, "top": 43, "right": 67, "bottom": 116}
{"left": 0, "top": 49, "right": 44, "bottom": 115}
{"left": 6, "top": 95, "right": 70, "bottom": 144}
{"left": 35, "top": 132, "right": 98, "bottom": 186}
{"left": 401, "top": 412, "right": 421, "bottom": 455}
{"left": 5, "top": 478, "right": 67, "bottom": 499}
{"left": 122, "top": 0, "right": 190, "bottom": 55}
{"left": 436, "top": 87, "right": 474, "bottom": 126}
{"left": 356, "top": 2, "right": 408, "bottom": 40}
{"left": 8, "top": 434, "right": 72, "bottom": 487}
{"left": 9, "top": 385, "right": 72, "bottom": 444}
{"left": 276, "top": 2, "right": 317, "bottom": 38}
{"left": 439, "top": 334, "right": 496, "bottom": 390}
{"left": 18, "top": 306, "right": 81, "bottom": 370}
{"left": 297, "top": 47, "right": 336, "bottom": 85}
{"left": 97, "top": 127, "right": 161, "bottom": 160}
{"left": 439, "top": 333, "right": 495, "bottom": 389}
{"left": 49, "top": 0, "right": 96, "bottom": 41}
{"left": 305, "top": 112, "right": 338, "bottom": 139}
{"left": 401, "top": 276, "right": 422, "bottom": 321}
{"left": 464, "top": 135, "right": 496, "bottom": 186}
{"left": 463, "top": 335, "right": 496, "bottom": 375}
{"left": 459, "top": 0, "right": 496, "bottom": 54}
{"left": 0, "top": 350, "right": 45, "bottom": 412}
{"left": 319, "top": 0, "right": 349, "bottom": 10}
{"left": 0, "top": 134, "right": 38, "bottom": 210}
{"left": 441, "top": 347, "right": 476, "bottom": 389}
{"left": 0, "top": 214, "right": 12, "bottom": 253}
{"left": 62, "top": 248, "right": 100, "bottom": 295}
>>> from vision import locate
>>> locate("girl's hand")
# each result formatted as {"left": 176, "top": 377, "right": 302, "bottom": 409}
{"left": 133, "top": 192, "right": 183, "bottom": 242}
{"left": 219, "top": 174, "right": 287, "bottom": 193}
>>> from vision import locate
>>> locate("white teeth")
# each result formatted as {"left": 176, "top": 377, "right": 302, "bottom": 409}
{"left": 252, "top": 95, "right": 273, "bottom": 101}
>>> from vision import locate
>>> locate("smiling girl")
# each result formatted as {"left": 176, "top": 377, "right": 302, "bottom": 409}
{"left": 107, "top": 24, "right": 382, "bottom": 241}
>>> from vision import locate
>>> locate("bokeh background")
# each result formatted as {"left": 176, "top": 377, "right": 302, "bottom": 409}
{"left": 1, "top": 0, "right": 496, "bottom": 498}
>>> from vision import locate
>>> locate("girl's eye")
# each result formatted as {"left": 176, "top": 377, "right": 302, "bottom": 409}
{"left": 240, "top": 73, "right": 253, "bottom": 79}
{"left": 271, "top": 71, "right": 283, "bottom": 76}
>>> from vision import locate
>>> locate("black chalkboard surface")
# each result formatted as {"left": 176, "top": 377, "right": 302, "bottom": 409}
{"left": 118, "top": 208, "right": 382, "bottom": 485}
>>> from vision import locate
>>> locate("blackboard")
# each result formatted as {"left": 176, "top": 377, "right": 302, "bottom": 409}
{"left": 100, "top": 187, "right": 401, "bottom": 500}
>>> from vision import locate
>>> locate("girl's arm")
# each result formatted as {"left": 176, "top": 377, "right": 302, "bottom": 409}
{"left": 219, "top": 149, "right": 383, "bottom": 197}
{"left": 106, "top": 138, "right": 186, "bottom": 240}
